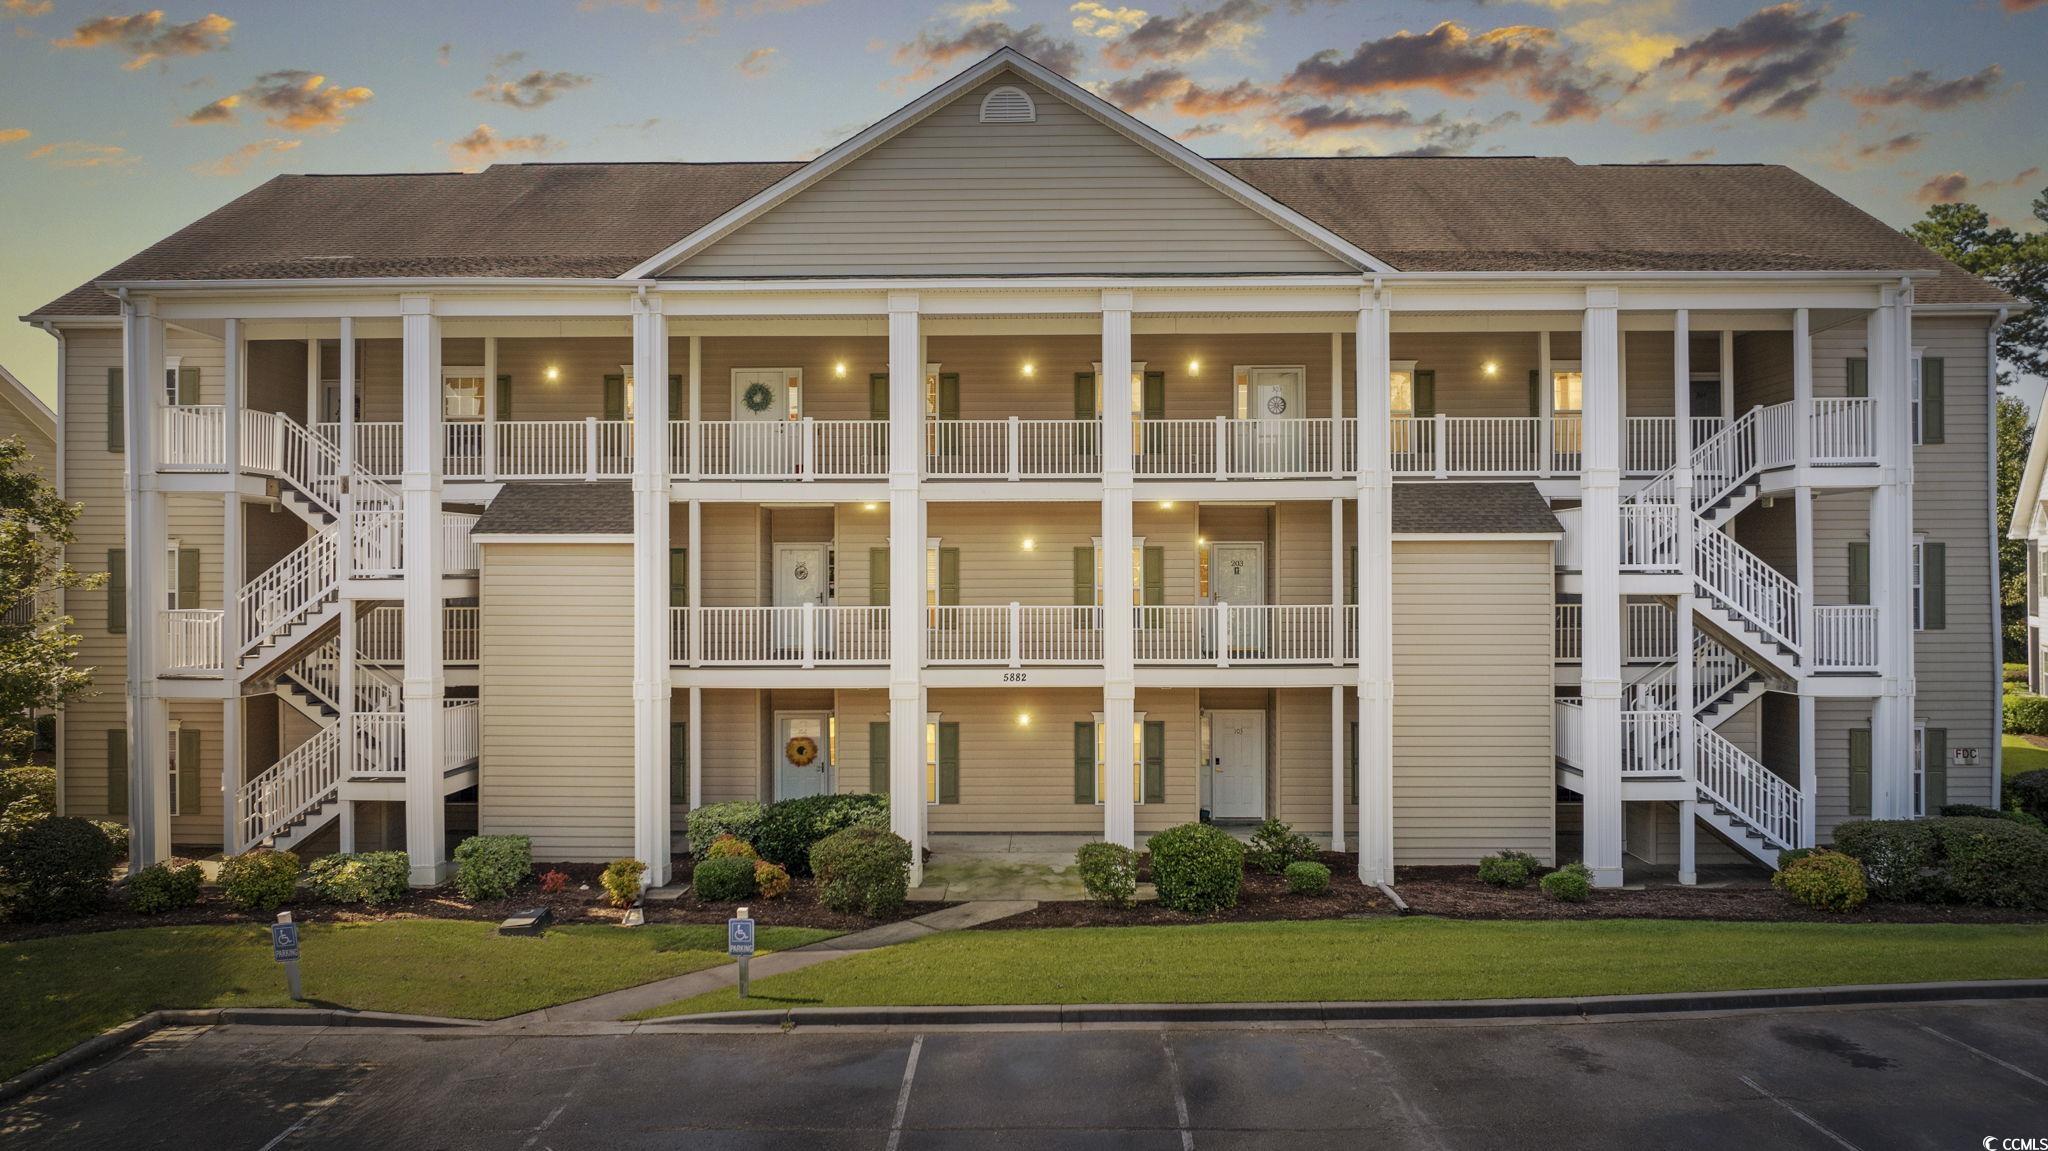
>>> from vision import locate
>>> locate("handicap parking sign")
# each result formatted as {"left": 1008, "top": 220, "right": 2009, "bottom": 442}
{"left": 727, "top": 918, "right": 755, "bottom": 957}
{"left": 271, "top": 922, "right": 300, "bottom": 963}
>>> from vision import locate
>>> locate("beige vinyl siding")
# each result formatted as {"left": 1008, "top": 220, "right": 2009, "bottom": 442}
{"left": 478, "top": 542, "right": 634, "bottom": 861}
{"left": 697, "top": 689, "right": 764, "bottom": 804}
{"left": 490, "top": 337, "right": 629, "bottom": 421}
{"left": 694, "top": 336, "right": 887, "bottom": 421}
{"left": 1392, "top": 539, "right": 1556, "bottom": 864}
{"left": 1733, "top": 330, "right": 1793, "bottom": 410}
{"left": 1623, "top": 331, "right": 1675, "bottom": 417}
{"left": 927, "top": 503, "right": 1100, "bottom": 603}
{"left": 1273, "top": 687, "right": 1337, "bottom": 832}
{"left": 1387, "top": 332, "right": 1541, "bottom": 418}
{"left": 674, "top": 73, "right": 1352, "bottom": 278}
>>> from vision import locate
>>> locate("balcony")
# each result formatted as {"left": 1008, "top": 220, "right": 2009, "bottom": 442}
{"left": 670, "top": 605, "right": 891, "bottom": 666}
{"left": 1810, "top": 605, "right": 1879, "bottom": 672}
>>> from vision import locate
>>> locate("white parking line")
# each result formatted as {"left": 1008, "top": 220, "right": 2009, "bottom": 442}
{"left": 255, "top": 1092, "right": 345, "bottom": 1151}
{"left": 1159, "top": 1034, "right": 1195, "bottom": 1151}
{"left": 885, "top": 1034, "right": 924, "bottom": 1151}
{"left": 1739, "top": 1075, "right": 1862, "bottom": 1151}
{"left": 1917, "top": 1024, "right": 2048, "bottom": 1090}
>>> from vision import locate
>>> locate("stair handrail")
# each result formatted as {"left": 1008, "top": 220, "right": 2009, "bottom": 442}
{"left": 239, "top": 725, "right": 342, "bottom": 847}
{"left": 236, "top": 527, "right": 340, "bottom": 661}
{"left": 279, "top": 636, "right": 342, "bottom": 713}
{"left": 1624, "top": 406, "right": 1761, "bottom": 514}
{"left": 1626, "top": 661, "right": 1678, "bottom": 711}
{"left": 1695, "top": 725, "right": 1801, "bottom": 850}
{"left": 1691, "top": 630, "right": 1752, "bottom": 713}
{"left": 355, "top": 659, "right": 403, "bottom": 714}
{"left": 1694, "top": 529, "right": 1802, "bottom": 653}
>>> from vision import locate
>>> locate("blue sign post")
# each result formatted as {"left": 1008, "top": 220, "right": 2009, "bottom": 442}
{"left": 272, "top": 912, "right": 303, "bottom": 1000}
{"left": 729, "top": 908, "right": 756, "bottom": 998}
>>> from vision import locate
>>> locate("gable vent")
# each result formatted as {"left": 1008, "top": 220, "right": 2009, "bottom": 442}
{"left": 978, "top": 86, "right": 1036, "bottom": 124}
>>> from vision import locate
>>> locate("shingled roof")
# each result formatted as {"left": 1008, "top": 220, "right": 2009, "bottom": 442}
{"left": 1391, "top": 482, "right": 1561, "bottom": 536}
{"left": 471, "top": 482, "right": 633, "bottom": 537}
{"left": 28, "top": 155, "right": 2008, "bottom": 319}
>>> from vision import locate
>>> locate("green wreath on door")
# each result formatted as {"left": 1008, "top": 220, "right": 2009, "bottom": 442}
{"left": 742, "top": 382, "right": 775, "bottom": 414}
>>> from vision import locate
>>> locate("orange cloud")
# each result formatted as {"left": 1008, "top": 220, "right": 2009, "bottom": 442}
{"left": 53, "top": 10, "right": 232, "bottom": 70}
{"left": 447, "top": 124, "right": 561, "bottom": 169}
{"left": 190, "top": 137, "right": 301, "bottom": 177}
{"left": 0, "top": 127, "right": 29, "bottom": 144}
{"left": 28, "top": 140, "right": 137, "bottom": 169}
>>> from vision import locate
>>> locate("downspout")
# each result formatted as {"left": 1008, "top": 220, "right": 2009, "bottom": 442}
{"left": 35, "top": 321, "right": 67, "bottom": 815}
{"left": 1991, "top": 307, "right": 2009, "bottom": 808}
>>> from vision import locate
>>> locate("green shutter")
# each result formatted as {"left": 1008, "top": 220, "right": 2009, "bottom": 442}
{"left": 176, "top": 548, "right": 200, "bottom": 611}
{"left": 1142, "top": 371, "right": 1166, "bottom": 421}
{"left": 1347, "top": 544, "right": 1357, "bottom": 605}
{"left": 1074, "top": 722, "right": 1096, "bottom": 803}
{"left": 106, "top": 367, "right": 124, "bottom": 452}
{"left": 868, "top": 548, "right": 889, "bottom": 607}
{"left": 668, "top": 374, "right": 683, "bottom": 417}
{"left": 670, "top": 722, "right": 689, "bottom": 805}
{"left": 938, "top": 547, "right": 960, "bottom": 607}
{"left": 868, "top": 722, "right": 890, "bottom": 794}
{"left": 869, "top": 374, "right": 889, "bottom": 421}
{"left": 669, "top": 547, "right": 688, "bottom": 607}
{"left": 1921, "top": 357, "right": 1944, "bottom": 444}
{"left": 1528, "top": 369, "right": 1540, "bottom": 417}
{"left": 938, "top": 373, "right": 960, "bottom": 422}
{"left": 177, "top": 727, "right": 201, "bottom": 815}
{"left": 1142, "top": 720, "right": 1165, "bottom": 804}
{"left": 496, "top": 374, "right": 513, "bottom": 418}
{"left": 1073, "top": 546, "right": 1094, "bottom": 606}
{"left": 1142, "top": 546, "right": 1165, "bottom": 607}
{"left": 937, "top": 721, "right": 960, "bottom": 804}
{"left": 1413, "top": 370, "right": 1436, "bottom": 418}
{"left": 1847, "top": 728, "right": 1872, "bottom": 816}
{"left": 107, "top": 547, "right": 126, "bottom": 635}
{"left": 1924, "top": 727, "right": 1947, "bottom": 813}
{"left": 1346, "top": 721, "right": 1358, "bottom": 805}
{"left": 1847, "top": 541, "right": 1870, "bottom": 606}
{"left": 1846, "top": 357, "right": 1867, "bottom": 398}
{"left": 1922, "top": 541, "right": 1946, "bottom": 630}
{"left": 1074, "top": 372, "right": 1095, "bottom": 420}
{"left": 177, "top": 365, "right": 200, "bottom": 406}
{"left": 602, "top": 374, "right": 625, "bottom": 421}
{"left": 107, "top": 728, "right": 127, "bottom": 817}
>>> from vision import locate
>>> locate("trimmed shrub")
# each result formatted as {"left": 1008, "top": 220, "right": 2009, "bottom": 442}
{"left": 810, "top": 825, "right": 913, "bottom": 916}
{"left": 601, "top": 858, "right": 647, "bottom": 907}
{"left": 2010, "top": 770, "right": 2048, "bottom": 824}
{"left": 1942, "top": 803, "right": 2048, "bottom": 834}
{"left": 0, "top": 814, "right": 121, "bottom": 921}
{"left": 1285, "top": 860, "right": 1332, "bottom": 896}
{"left": 691, "top": 855, "right": 757, "bottom": 902}
{"left": 1774, "top": 847, "right": 1817, "bottom": 869}
{"left": 754, "top": 793, "right": 890, "bottom": 876}
{"left": 307, "top": 851, "right": 410, "bottom": 907}
{"left": 218, "top": 848, "right": 302, "bottom": 912}
{"left": 1476, "top": 850, "right": 1542, "bottom": 888}
{"left": 2007, "top": 693, "right": 2048, "bottom": 735}
{"left": 1244, "top": 818, "right": 1319, "bottom": 875}
{"left": 705, "top": 835, "right": 759, "bottom": 862}
{"left": 127, "top": 862, "right": 204, "bottom": 914}
{"left": 1, "top": 788, "right": 53, "bottom": 831}
{"left": 1148, "top": 822, "right": 1245, "bottom": 914}
{"left": 1540, "top": 862, "right": 1592, "bottom": 903}
{"left": 0, "top": 765, "right": 55, "bottom": 813}
{"left": 539, "top": 869, "right": 569, "bottom": 895}
{"left": 1928, "top": 818, "right": 2048, "bottom": 910}
{"left": 1831, "top": 820, "right": 1941, "bottom": 902}
{"left": 452, "top": 835, "right": 531, "bottom": 902}
{"left": 686, "top": 802, "right": 765, "bottom": 859}
{"left": 753, "top": 860, "right": 791, "bottom": 900}
{"left": 1771, "top": 850, "right": 1867, "bottom": 912}
{"left": 1075, "top": 841, "right": 1138, "bottom": 909}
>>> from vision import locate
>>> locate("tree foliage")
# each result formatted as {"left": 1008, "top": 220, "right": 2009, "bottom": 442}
{"left": 1905, "top": 192, "right": 2048, "bottom": 384}
{"left": 0, "top": 438, "right": 101, "bottom": 761}
{"left": 1999, "top": 395, "right": 2031, "bottom": 661}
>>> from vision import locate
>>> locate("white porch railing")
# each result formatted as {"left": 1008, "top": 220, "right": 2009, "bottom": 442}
{"left": 1620, "top": 710, "right": 1684, "bottom": 775}
{"left": 1695, "top": 529, "right": 1802, "bottom": 653}
{"left": 1128, "top": 603, "right": 1347, "bottom": 664}
{"left": 351, "top": 712, "right": 405, "bottom": 776}
{"left": 162, "top": 609, "right": 223, "bottom": 675}
{"left": 238, "top": 528, "right": 338, "bottom": 661}
{"left": 1811, "top": 604, "right": 1879, "bottom": 672}
{"left": 444, "top": 423, "right": 486, "bottom": 480}
{"left": 1618, "top": 504, "right": 1680, "bottom": 570}
{"left": 1691, "top": 631, "right": 1750, "bottom": 712}
{"left": 492, "top": 419, "right": 632, "bottom": 480}
{"left": 443, "top": 512, "right": 481, "bottom": 574}
{"left": 357, "top": 603, "right": 480, "bottom": 664}
{"left": 673, "top": 605, "right": 890, "bottom": 665}
{"left": 923, "top": 419, "right": 1102, "bottom": 480}
{"left": 444, "top": 699, "right": 479, "bottom": 767}
{"left": 352, "top": 509, "right": 404, "bottom": 578}
{"left": 240, "top": 725, "right": 341, "bottom": 847}
{"left": 924, "top": 605, "right": 1103, "bottom": 664}
{"left": 161, "top": 405, "right": 227, "bottom": 469}
{"left": 1757, "top": 401, "right": 1796, "bottom": 470}
{"left": 1809, "top": 398, "right": 1878, "bottom": 465}
{"left": 1697, "top": 724, "right": 1801, "bottom": 850}
{"left": 1626, "top": 601, "right": 1676, "bottom": 662}
{"left": 1555, "top": 603, "right": 1582, "bottom": 662}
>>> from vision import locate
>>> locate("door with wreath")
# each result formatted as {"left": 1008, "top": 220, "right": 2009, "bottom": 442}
{"left": 731, "top": 367, "right": 800, "bottom": 475}
{"left": 775, "top": 713, "right": 830, "bottom": 799}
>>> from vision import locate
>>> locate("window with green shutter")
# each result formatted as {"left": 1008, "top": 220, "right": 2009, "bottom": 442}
{"left": 1920, "top": 358, "right": 1944, "bottom": 444}
{"left": 106, "top": 367, "right": 125, "bottom": 452}
{"left": 107, "top": 728, "right": 128, "bottom": 817}
{"left": 1846, "top": 357, "right": 1867, "bottom": 398}
{"left": 1920, "top": 541, "right": 1945, "bottom": 630}
{"left": 602, "top": 374, "right": 626, "bottom": 421}
{"left": 176, "top": 726, "right": 200, "bottom": 816}
{"left": 1073, "top": 546, "right": 1094, "bottom": 606}
{"left": 496, "top": 374, "right": 513, "bottom": 419}
{"left": 869, "top": 722, "right": 890, "bottom": 794}
{"left": 176, "top": 547, "right": 200, "bottom": 611}
{"left": 1346, "top": 721, "right": 1358, "bottom": 805}
{"left": 1142, "top": 546, "right": 1165, "bottom": 607}
{"left": 936, "top": 373, "right": 960, "bottom": 422}
{"left": 1921, "top": 726, "right": 1947, "bottom": 815}
{"left": 936, "top": 721, "right": 960, "bottom": 805}
{"left": 668, "top": 374, "right": 683, "bottom": 417}
{"left": 1073, "top": 721, "right": 1095, "bottom": 804}
{"left": 1142, "top": 720, "right": 1165, "bottom": 804}
{"left": 177, "top": 365, "right": 200, "bottom": 406}
{"left": 1847, "top": 541, "right": 1869, "bottom": 606}
{"left": 869, "top": 374, "right": 889, "bottom": 421}
{"left": 1073, "top": 372, "right": 1095, "bottom": 420}
{"left": 1413, "top": 369, "right": 1436, "bottom": 419}
{"left": 669, "top": 548, "right": 688, "bottom": 607}
{"left": 1847, "top": 727, "right": 1872, "bottom": 816}
{"left": 670, "top": 722, "right": 689, "bottom": 805}
{"left": 107, "top": 547, "right": 126, "bottom": 635}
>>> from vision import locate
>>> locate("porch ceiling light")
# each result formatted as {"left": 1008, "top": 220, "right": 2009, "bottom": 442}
{"left": 1188, "top": 359, "right": 1201, "bottom": 374}
{"left": 1158, "top": 501, "right": 1175, "bottom": 510}
{"left": 1482, "top": 360, "right": 1499, "bottom": 377}
{"left": 544, "top": 365, "right": 561, "bottom": 382}
{"left": 1021, "top": 361, "right": 1036, "bottom": 377}
{"left": 834, "top": 361, "right": 847, "bottom": 378}
{"left": 862, "top": 502, "right": 879, "bottom": 511}
{"left": 1017, "top": 712, "right": 1031, "bottom": 726}
{"left": 1022, "top": 537, "right": 1036, "bottom": 550}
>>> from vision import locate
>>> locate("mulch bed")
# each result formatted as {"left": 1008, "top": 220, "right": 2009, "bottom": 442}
{"left": 975, "top": 852, "right": 1393, "bottom": 929}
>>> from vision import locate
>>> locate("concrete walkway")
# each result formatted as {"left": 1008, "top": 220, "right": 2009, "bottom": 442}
{"left": 512, "top": 900, "right": 1036, "bottom": 1024}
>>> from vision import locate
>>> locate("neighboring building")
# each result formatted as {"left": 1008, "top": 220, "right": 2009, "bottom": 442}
{"left": 22, "top": 49, "right": 2014, "bottom": 888}
{"left": 0, "top": 362, "right": 57, "bottom": 481}
{"left": 2009, "top": 411, "right": 2048, "bottom": 695}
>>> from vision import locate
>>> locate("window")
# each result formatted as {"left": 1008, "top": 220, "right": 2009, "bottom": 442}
{"left": 443, "top": 367, "right": 486, "bottom": 421}
{"left": 166, "top": 721, "right": 182, "bottom": 816}
{"left": 1389, "top": 361, "right": 1417, "bottom": 416}
{"left": 1912, "top": 536, "right": 1925, "bottom": 631}
{"left": 1091, "top": 713, "right": 1147, "bottom": 805}
{"left": 1911, "top": 724, "right": 1926, "bottom": 818}
{"left": 163, "top": 542, "right": 181, "bottom": 610}
{"left": 1197, "top": 539, "right": 1211, "bottom": 599}
{"left": 925, "top": 719, "right": 939, "bottom": 805}
{"left": 1092, "top": 537, "right": 1145, "bottom": 607}
{"left": 163, "top": 357, "right": 182, "bottom": 407}
{"left": 1551, "top": 361, "right": 1584, "bottom": 413}
{"left": 926, "top": 541, "right": 940, "bottom": 622}
{"left": 1910, "top": 348, "right": 1924, "bottom": 446}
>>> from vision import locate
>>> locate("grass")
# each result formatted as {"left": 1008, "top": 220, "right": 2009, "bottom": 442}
{"left": 1, "top": 919, "right": 835, "bottom": 1079}
{"left": 2004, "top": 732, "right": 2048, "bottom": 780}
{"left": 638, "top": 918, "right": 2048, "bottom": 1018}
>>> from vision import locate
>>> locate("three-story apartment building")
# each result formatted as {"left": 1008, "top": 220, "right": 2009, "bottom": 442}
{"left": 25, "top": 49, "right": 2013, "bottom": 889}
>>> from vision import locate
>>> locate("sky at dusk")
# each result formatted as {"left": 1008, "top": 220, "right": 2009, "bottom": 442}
{"left": 2, "top": 0, "right": 2043, "bottom": 403}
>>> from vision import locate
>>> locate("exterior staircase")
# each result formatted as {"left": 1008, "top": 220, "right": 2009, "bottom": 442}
{"left": 241, "top": 632, "right": 413, "bottom": 851}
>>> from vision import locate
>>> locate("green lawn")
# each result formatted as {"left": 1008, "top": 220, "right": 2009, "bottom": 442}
{"left": 2004, "top": 732, "right": 2048, "bottom": 780}
{"left": 2, "top": 919, "right": 835, "bottom": 1079}
{"left": 639, "top": 918, "right": 2048, "bottom": 1018}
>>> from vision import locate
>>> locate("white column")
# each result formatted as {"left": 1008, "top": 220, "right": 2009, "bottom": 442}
{"left": 1868, "top": 284, "right": 1916, "bottom": 817}
{"left": 687, "top": 335, "right": 702, "bottom": 480}
{"left": 687, "top": 500, "right": 702, "bottom": 666}
{"left": 1673, "top": 312, "right": 1696, "bottom": 797}
{"left": 1719, "top": 329, "right": 1736, "bottom": 421}
{"left": 688, "top": 685, "right": 703, "bottom": 809}
{"left": 482, "top": 335, "right": 498, "bottom": 482}
{"left": 1329, "top": 497, "right": 1344, "bottom": 664}
{"left": 1538, "top": 330, "right": 1554, "bottom": 477}
{"left": 1330, "top": 332, "right": 1344, "bottom": 478}
{"left": 221, "top": 318, "right": 244, "bottom": 852}
{"left": 1677, "top": 799, "right": 1697, "bottom": 886}
{"left": 1792, "top": 309, "right": 1813, "bottom": 469}
{"left": 1354, "top": 287, "right": 1394, "bottom": 884}
{"left": 886, "top": 293, "right": 927, "bottom": 881}
{"left": 1329, "top": 684, "right": 1346, "bottom": 853}
{"left": 304, "top": 337, "right": 319, "bottom": 425}
{"left": 1798, "top": 693, "right": 1817, "bottom": 845}
{"left": 1580, "top": 288, "right": 1625, "bottom": 888}
{"left": 1100, "top": 292, "right": 1136, "bottom": 848}
{"left": 338, "top": 318, "right": 356, "bottom": 581}
{"left": 632, "top": 297, "right": 674, "bottom": 887}
{"left": 399, "top": 296, "right": 448, "bottom": 885}
{"left": 221, "top": 694, "right": 242, "bottom": 854}
{"left": 339, "top": 595, "right": 356, "bottom": 781}
{"left": 123, "top": 297, "right": 170, "bottom": 866}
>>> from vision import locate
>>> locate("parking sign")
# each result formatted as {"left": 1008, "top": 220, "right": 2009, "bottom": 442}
{"left": 727, "top": 917, "right": 755, "bottom": 957}
{"left": 271, "top": 921, "right": 300, "bottom": 963}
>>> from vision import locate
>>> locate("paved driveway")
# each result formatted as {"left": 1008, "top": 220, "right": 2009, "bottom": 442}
{"left": 6, "top": 1000, "right": 2047, "bottom": 1149}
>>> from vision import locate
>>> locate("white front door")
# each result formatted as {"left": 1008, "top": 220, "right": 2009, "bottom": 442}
{"left": 1247, "top": 367, "right": 1306, "bottom": 473}
{"left": 772, "top": 543, "right": 827, "bottom": 652}
{"left": 731, "top": 368, "right": 800, "bottom": 474}
{"left": 1208, "top": 710, "right": 1266, "bottom": 819}
{"left": 775, "top": 713, "right": 830, "bottom": 799}
{"left": 1210, "top": 542, "right": 1265, "bottom": 655}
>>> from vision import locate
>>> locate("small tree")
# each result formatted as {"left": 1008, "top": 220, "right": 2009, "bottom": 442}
{"left": 0, "top": 437, "right": 101, "bottom": 762}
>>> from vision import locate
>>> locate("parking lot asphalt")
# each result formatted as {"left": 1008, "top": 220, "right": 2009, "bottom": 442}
{"left": 6, "top": 999, "right": 2048, "bottom": 1149}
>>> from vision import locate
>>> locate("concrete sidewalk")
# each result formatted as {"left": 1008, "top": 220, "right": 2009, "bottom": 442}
{"left": 511, "top": 899, "right": 1036, "bottom": 1023}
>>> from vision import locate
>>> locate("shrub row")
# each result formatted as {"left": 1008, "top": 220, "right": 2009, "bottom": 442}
{"left": 2006, "top": 693, "right": 2048, "bottom": 736}
{"left": 1833, "top": 816, "right": 2048, "bottom": 909}
{"left": 685, "top": 794, "right": 890, "bottom": 877}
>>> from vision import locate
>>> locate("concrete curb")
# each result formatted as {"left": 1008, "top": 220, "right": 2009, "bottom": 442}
{"left": 0, "top": 1008, "right": 480, "bottom": 1105}
{"left": 637, "top": 979, "right": 2048, "bottom": 1030}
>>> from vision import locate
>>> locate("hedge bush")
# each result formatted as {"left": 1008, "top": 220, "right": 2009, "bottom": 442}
{"left": 754, "top": 793, "right": 890, "bottom": 876}
{"left": 810, "top": 825, "right": 912, "bottom": 916}
{"left": 1244, "top": 818, "right": 1318, "bottom": 875}
{"left": 753, "top": 860, "right": 791, "bottom": 899}
{"left": 0, "top": 815, "right": 121, "bottom": 921}
{"left": 1285, "top": 860, "right": 1332, "bottom": 895}
{"left": 127, "top": 862, "right": 203, "bottom": 914}
{"left": 601, "top": 858, "right": 647, "bottom": 907}
{"left": 1540, "top": 862, "right": 1592, "bottom": 903}
{"left": 1928, "top": 818, "right": 2048, "bottom": 909}
{"left": 704, "top": 835, "right": 759, "bottom": 862}
{"left": 1831, "top": 820, "right": 1941, "bottom": 902}
{"left": 1771, "top": 850, "right": 1867, "bottom": 912}
{"left": 1075, "top": 841, "right": 1138, "bottom": 909}
{"left": 691, "top": 855, "right": 757, "bottom": 902}
{"left": 2006, "top": 693, "right": 2048, "bottom": 735}
{"left": 307, "top": 851, "right": 410, "bottom": 907}
{"left": 1941, "top": 803, "right": 2048, "bottom": 833}
{"left": 218, "top": 849, "right": 302, "bottom": 912}
{"left": 1476, "top": 850, "right": 1542, "bottom": 888}
{"left": 1148, "top": 822, "right": 1244, "bottom": 914}
{"left": 1774, "top": 847, "right": 1816, "bottom": 869}
{"left": 685, "top": 802, "right": 766, "bottom": 859}
{"left": 452, "top": 835, "right": 531, "bottom": 901}
{"left": 2011, "top": 770, "right": 2048, "bottom": 824}
{"left": 0, "top": 765, "right": 55, "bottom": 814}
